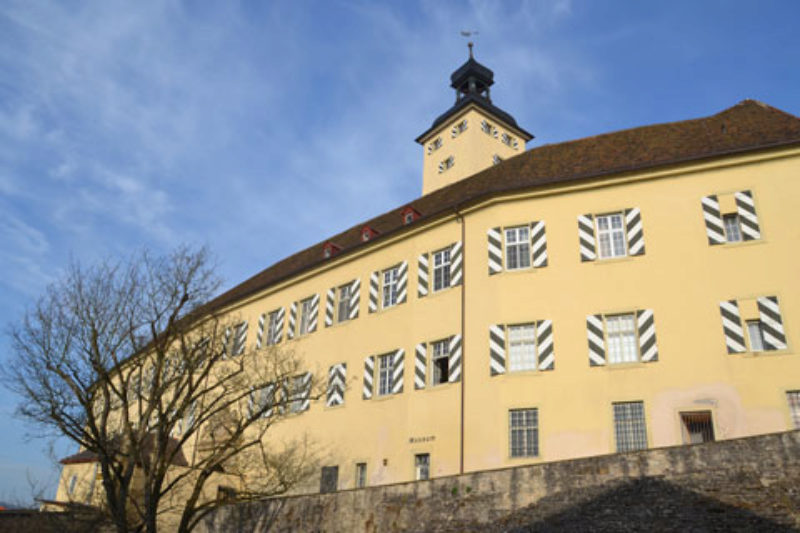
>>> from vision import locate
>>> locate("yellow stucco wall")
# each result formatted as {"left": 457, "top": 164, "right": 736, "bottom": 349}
{"left": 55, "top": 144, "right": 800, "bottom": 502}
{"left": 218, "top": 145, "right": 800, "bottom": 492}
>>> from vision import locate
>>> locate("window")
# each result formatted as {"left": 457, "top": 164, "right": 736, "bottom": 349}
{"left": 68, "top": 474, "right": 78, "bottom": 495}
{"left": 438, "top": 155, "right": 455, "bottom": 173}
{"left": 492, "top": 154, "right": 503, "bottom": 165}
{"left": 746, "top": 320, "right": 766, "bottom": 352}
{"left": 787, "top": 391, "right": 800, "bottom": 429}
{"left": 431, "top": 339, "right": 450, "bottom": 385}
{"left": 596, "top": 213, "right": 627, "bottom": 259}
{"left": 415, "top": 453, "right": 430, "bottom": 481}
{"left": 320, "top": 466, "right": 338, "bottom": 494}
{"left": 289, "top": 375, "right": 305, "bottom": 413}
{"left": 451, "top": 119, "right": 467, "bottom": 137}
{"left": 299, "top": 297, "right": 313, "bottom": 335}
{"left": 248, "top": 385, "right": 274, "bottom": 419}
{"left": 504, "top": 226, "right": 531, "bottom": 270}
{"left": 613, "top": 401, "right": 647, "bottom": 452}
{"left": 509, "top": 408, "right": 539, "bottom": 457}
{"left": 337, "top": 284, "right": 351, "bottom": 323}
{"left": 378, "top": 353, "right": 393, "bottom": 396}
{"left": 427, "top": 137, "right": 443, "bottom": 155}
{"left": 680, "top": 411, "right": 715, "bottom": 444}
{"left": 266, "top": 310, "right": 281, "bottom": 346}
{"left": 481, "top": 119, "right": 494, "bottom": 135}
{"left": 606, "top": 314, "right": 638, "bottom": 364}
{"left": 508, "top": 324, "right": 537, "bottom": 372}
{"left": 501, "top": 132, "right": 518, "bottom": 149}
{"left": 404, "top": 212, "right": 414, "bottom": 224}
{"left": 723, "top": 213, "right": 743, "bottom": 242}
{"left": 432, "top": 248, "right": 451, "bottom": 292}
{"left": 355, "top": 463, "right": 367, "bottom": 488}
{"left": 382, "top": 266, "right": 400, "bottom": 309}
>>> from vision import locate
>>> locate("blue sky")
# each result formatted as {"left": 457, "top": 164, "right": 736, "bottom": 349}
{"left": 1, "top": 0, "right": 798, "bottom": 503}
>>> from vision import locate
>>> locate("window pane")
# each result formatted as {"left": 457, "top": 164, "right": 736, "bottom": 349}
{"left": 505, "top": 227, "right": 530, "bottom": 270}
{"left": 607, "top": 314, "right": 638, "bottom": 364}
{"left": 747, "top": 321, "right": 765, "bottom": 351}
{"left": 378, "top": 354, "right": 393, "bottom": 395}
{"left": 509, "top": 408, "right": 539, "bottom": 457}
{"left": 723, "top": 213, "right": 742, "bottom": 242}
{"left": 508, "top": 324, "right": 537, "bottom": 372}
{"left": 613, "top": 401, "right": 647, "bottom": 452}
{"left": 338, "top": 285, "right": 350, "bottom": 322}
{"left": 596, "top": 213, "right": 627, "bottom": 259}
{"left": 433, "top": 249, "right": 451, "bottom": 291}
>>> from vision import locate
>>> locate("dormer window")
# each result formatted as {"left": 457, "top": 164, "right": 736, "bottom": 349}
{"left": 361, "top": 226, "right": 379, "bottom": 242}
{"left": 401, "top": 206, "right": 421, "bottom": 225}
{"left": 323, "top": 242, "right": 342, "bottom": 259}
{"left": 438, "top": 156, "right": 455, "bottom": 173}
{"left": 426, "top": 137, "right": 443, "bottom": 155}
{"left": 451, "top": 119, "right": 468, "bottom": 138}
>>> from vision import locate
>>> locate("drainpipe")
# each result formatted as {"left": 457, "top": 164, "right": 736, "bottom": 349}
{"left": 455, "top": 207, "right": 466, "bottom": 475}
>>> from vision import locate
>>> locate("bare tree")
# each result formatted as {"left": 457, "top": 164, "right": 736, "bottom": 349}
{"left": 4, "top": 246, "right": 321, "bottom": 533}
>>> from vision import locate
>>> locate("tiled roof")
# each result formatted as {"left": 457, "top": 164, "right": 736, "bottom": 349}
{"left": 205, "top": 100, "right": 800, "bottom": 313}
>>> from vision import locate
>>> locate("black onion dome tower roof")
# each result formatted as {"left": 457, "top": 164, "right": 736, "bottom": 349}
{"left": 416, "top": 44, "right": 533, "bottom": 143}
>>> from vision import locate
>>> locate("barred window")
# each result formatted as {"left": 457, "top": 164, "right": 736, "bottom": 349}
{"left": 509, "top": 408, "right": 539, "bottom": 457}
{"left": 606, "top": 314, "right": 638, "bottom": 364}
{"left": 787, "top": 391, "right": 800, "bottom": 429}
{"left": 596, "top": 213, "right": 627, "bottom": 259}
{"left": 432, "top": 248, "right": 451, "bottom": 292}
{"left": 613, "top": 401, "right": 647, "bottom": 452}
{"left": 504, "top": 226, "right": 530, "bottom": 270}
{"left": 508, "top": 324, "right": 536, "bottom": 372}
{"left": 378, "top": 354, "right": 393, "bottom": 396}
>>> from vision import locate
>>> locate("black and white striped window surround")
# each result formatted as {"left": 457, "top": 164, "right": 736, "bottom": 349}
{"left": 702, "top": 190, "right": 761, "bottom": 245}
{"left": 586, "top": 310, "right": 659, "bottom": 367}
{"left": 719, "top": 296, "right": 787, "bottom": 353}
{"left": 489, "top": 321, "right": 554, "bottom": 376}
{"left": 487, "top": 222, "right": 548, "bottom": 275}
{"left": 326, "top": 363, "right": 346, "bottom": 407}
{"left": 578, "top": 208, "right": 645, "bottom": 262}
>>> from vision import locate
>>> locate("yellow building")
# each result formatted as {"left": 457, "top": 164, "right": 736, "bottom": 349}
{"left": 57, "top": 49, "right": 800, "bottom": 502}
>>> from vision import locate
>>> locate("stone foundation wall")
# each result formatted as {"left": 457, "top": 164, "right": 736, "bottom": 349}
{"left": 198, "top": 430, "right": 800, "bottom": 532}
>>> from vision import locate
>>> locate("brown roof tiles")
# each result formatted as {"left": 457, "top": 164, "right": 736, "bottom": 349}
{"left": 206, "top": 100, "right": 800, "bottom": 312}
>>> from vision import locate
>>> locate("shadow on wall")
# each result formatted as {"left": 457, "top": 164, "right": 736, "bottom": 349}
{"left": 478, "top": 477, "right": 797, "bottom": 533}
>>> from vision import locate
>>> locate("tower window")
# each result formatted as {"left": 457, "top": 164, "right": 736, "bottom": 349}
{"left": 427, "top": 137, "right": 443, "bottom": 155}
{"left": 501, "top": 132, "right": 519, "bottom": 149}
{"left": 451, "top": 119, "right": 468, "bottom": 138}
{"left": 438, "top": 156, "right": 455, "bottom": 174}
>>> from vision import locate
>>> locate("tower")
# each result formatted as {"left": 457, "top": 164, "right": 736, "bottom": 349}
{"left": 416, "top": 44, "right": 533, "bottom": 195}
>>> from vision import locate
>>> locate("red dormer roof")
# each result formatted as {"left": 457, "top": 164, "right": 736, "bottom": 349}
{"left": 322, "top": 241, "right": 342, "bottom": 258}
{"left": 401, "top": 206, "right": 421, "bottom": 225}
{"left": 360, "top": 225, "right": 380, "bottom": 242}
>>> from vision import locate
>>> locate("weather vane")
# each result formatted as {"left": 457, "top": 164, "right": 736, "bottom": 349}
{"left": 460, "top": 30, "right": 479, "bottom": 58}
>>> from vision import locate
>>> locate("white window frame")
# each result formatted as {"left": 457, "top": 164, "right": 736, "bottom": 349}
{"left": 415, "top": 453, "right": 430, "bottom": 481}
{"left": 337, "top": 283, "right": 351, "bottom": 323}
{"left": 508, "top": 324, "right": 537, "bottom": 372}
{"left": 355, "top": 462, "right": 367, "bottom": 488}
{"left": 504, "top": 226, "right": 531, "bottom": 271}
{"left": 298, "top": 297, "right": 313, "bottom": 335}
{"left": 509, "top": 408, "right": 539, "bottom": 458}
{"left": 377, "top": 353, "right": 393, "bottom": 396}
{"left": 746, "top": 320, "right": 766, "bottom": 352}
{"left": 605, "top": 313, "right": 639, "bottom": 364}
{"left": 723, "top": 213, "right": 743, "bottom": 243}
{"left": 381, "top": 266, "right": 400, "bottom": 309}
{"left": 289, "top": 375, "right": 305, "bottom": 413}
{"left": 431, "top": 338, "right": 450, "bottom": 385}
{"left": 266, "top": 310, "right": 281, "bottom": 346}
{"left": 432, "top": 248, "right": 451, "bottom": 292}
{"left": 595, "top": 212, "right": 627, "bottom": 259}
